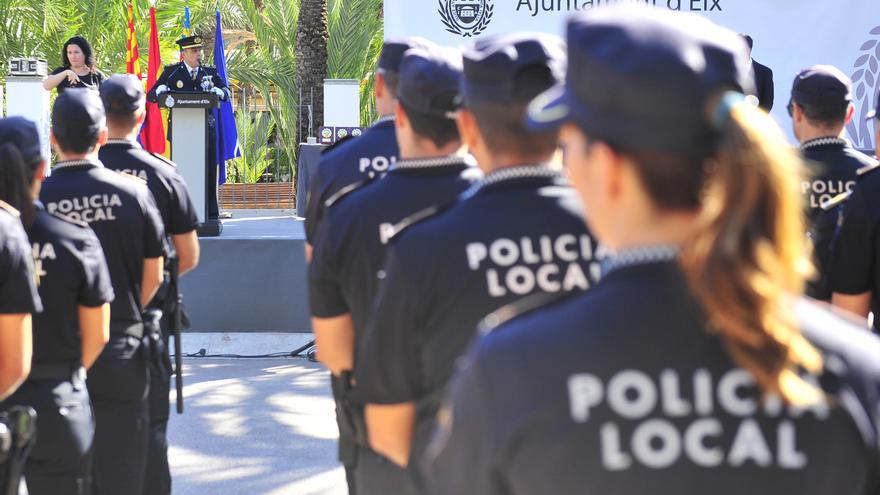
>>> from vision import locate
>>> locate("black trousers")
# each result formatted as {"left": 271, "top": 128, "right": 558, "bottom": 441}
{"left": 87, "top": 334, "right": 150, "bottom": 495}
{"left": 354, "top": 448, "right": 418, "bottom": 495}
{"left": 142, "top": 338, "right": 172, "bottom": 495}
{"left": 3, "top": 373, "right": 93, "bottom": 495}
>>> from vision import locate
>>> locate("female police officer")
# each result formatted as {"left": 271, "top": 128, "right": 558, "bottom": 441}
{"left": 0, "top": 116, "right": 114, "bottom": 494}
{"left": 424, "top": 6, "right": 880, "bottom": 494}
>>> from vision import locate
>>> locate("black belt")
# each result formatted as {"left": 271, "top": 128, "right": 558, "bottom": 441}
{"left": 28, "top": 362, "right": 84, "bottom": 381}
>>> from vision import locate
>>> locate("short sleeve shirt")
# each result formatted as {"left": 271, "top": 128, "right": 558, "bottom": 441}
{"left": 50, "top": 66, "right": 105, "bottom": 93}
{"left": 0, "top": 207, "right": 41, "bottom": 314}
{"left": 800, "top": 138, "right": 874, "bottom": 224}
{"left": 304, "top": 117, "right": 399, "bottom": 243}
{"left": 424, "top": 258, "right": 880, "bottom": 495}
{"left": 40, "top": 160, "right": 165, "bottom": 332}
{"left": 27, "top": 206, "right": 114, "bottom": 364}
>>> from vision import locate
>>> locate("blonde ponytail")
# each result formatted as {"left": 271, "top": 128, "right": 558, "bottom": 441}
{"left": 681, "top": 99, "right": 823, "bottom": 405}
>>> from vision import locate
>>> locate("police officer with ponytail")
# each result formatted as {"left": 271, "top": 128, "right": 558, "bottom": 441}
{"left": 39, "top": 89, "right": 166, "bottom": 494}
{"left": 425, "top": 7, "right": 880, "bottom": 494}
{"left": 0, "top": 117, "right": 114, "bottom": 494}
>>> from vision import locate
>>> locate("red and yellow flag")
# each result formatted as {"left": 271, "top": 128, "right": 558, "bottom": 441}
{"left": 125, "top": 2, "right": 141, "bottom": 78}
{"left": 141, "top": 5, "right": 167, "bottom": 154}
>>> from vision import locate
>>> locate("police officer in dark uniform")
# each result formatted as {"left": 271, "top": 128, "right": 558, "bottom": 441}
{"left": 425, "top": 7, "right": 880, "bottom": 494}
{"left": 39, "top": 89, "right": 166, "bottom": 494}
{"left": 0, "top": 116, "right": 114, "bottom": 494}
{"left": 354, "top": 33, "right": 604, "bottom": 483}
{"left": 788, "top": 65, "right": 877, "bottom": 300}
{"left": 308, "top": 45, "right": 480, "bottom": 494}
{"left": 304, "top": 37, "right": 426, "bottom": 258}
{"left": 831, "top": 94, "right": 880, "bottom": 331}
{"left": 0, "top": 153, "right": 40, "bottom": 402}
{"left": 98, "top": 74, "right": 200, "bottom": 495}
{"left": 147, "top": 34, "right": 230, "bottom": 222}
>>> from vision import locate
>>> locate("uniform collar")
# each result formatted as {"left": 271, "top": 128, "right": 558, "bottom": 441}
{"left": 105, "top": 138, "right": 141, "bottom": 148}
{"left": 373, "top": 115, "right": 395, "bottom": 126}
{"left": 600, "top": 245, "right": 680, "bottom": 277}
{"left": 53, "top": 158, "right": 102, "bottom": 171}
{"left": 461, "top": 163, "right": 563, "bottom": 199}
{"left": 390, "top": 153, "right": 476, "bottom": 171}
{"left": 183, "top": 61, "right": 199, "bottom": 75}
{"left": 800, "top": 136, "right": 849, "bottom": 151}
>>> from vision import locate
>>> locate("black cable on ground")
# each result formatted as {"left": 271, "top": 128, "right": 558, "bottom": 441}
{"left": 181, "top": 340, "right": 317, "bottom": 359}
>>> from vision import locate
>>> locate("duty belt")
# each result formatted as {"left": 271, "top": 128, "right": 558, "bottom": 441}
{"left": 27, "top": 362, "right": 84, "bottom": 381}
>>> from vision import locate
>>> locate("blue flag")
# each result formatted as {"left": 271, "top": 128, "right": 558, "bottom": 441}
{"left": 213, "top": 10, "right": 239, "bottom": 185}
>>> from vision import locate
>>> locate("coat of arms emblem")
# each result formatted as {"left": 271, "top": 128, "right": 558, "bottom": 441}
{"left": 438, "top": 0, "right": 494, "bottom": 38}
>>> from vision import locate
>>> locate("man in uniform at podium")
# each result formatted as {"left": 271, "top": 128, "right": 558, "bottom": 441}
{"left": 147, "top": 34, "right": 230, "bottom": 224}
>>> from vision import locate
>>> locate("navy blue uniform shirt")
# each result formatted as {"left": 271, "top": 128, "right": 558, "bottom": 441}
{"left": 146, "top": 62, "right": 229, "bottom": 102}
{"left": 425, "top": 255, "right": 880, "bottom": 494}
{"left": 831, "top": 164, "right": 880, "bottom": 332}
{"left": 308, "top": 155, "right": 481, "bottom": 353}
{"left": 40, "top": 159, "right": 165, "bottom": 333}
{"left": 27, "top": 204, "right": 114, "bottom": 364}
{"left": 99, "top": 139, "right": 199, "bottom": 237}
{"left": 304, "top": 116, "right": 399, "bottom": 243}
{"left": 0, "top": 204, "right": 41, "bottom": 313}
{"left": 355, "top": 165, "right": 606, "bottom": 460}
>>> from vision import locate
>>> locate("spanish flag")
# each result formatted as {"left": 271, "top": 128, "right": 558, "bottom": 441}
{"left": 140, "top": 5, "right": 167, "bottom": 154}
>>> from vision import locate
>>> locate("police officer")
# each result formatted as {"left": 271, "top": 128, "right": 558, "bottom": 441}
{"left": 304, "top": 37, "right": 426, "bottom": 259}
{"left": 354, "top": 33, "right": 604, "bottom": 481}
{"left": 147, "top": 34, "right": 230, "bottom": 222}
{"left": 308, "top": 45, "right": 480, "bottom": 494}
{"left": 0, "top": 148, "right": 40, "bottom": 402}
{"left": 831, "top": 94, "right": 880, "bottom": 331}
{"left": 98, "top": 74, "right": 200, "bottom": 495}
{"left": 788, "top": 65, "right": 877, "bottom": 300}
{"left": 0, "top": 117, "right": 114, "bottom": 494}
{"left": 39, "top": 89, "right": 166, "bottom": 494}
{"left": 424, "top": 7, "right": 880, "bottom": 494}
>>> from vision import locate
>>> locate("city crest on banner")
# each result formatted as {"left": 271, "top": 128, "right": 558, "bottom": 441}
{"left": 438, "top": 0, "right": 494, "bottom": 38}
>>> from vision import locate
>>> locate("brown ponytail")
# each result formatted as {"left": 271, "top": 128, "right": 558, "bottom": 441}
{"left": 680, "top": 99, "right": 823, "bottom": 406}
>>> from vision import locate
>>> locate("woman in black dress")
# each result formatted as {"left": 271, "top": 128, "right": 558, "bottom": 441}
{"left": 43, "top": 36, "right": 105, "bottom": 93}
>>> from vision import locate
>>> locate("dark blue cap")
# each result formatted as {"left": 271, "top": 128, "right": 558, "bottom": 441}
{"left": 526, "top": 6, "right": 753, "bottom": 155}
{"left": 397, "top": 46, "right": 463, "bottom": 119}
{"left": 791, "top": 65, "right": 852, "bottom": 112}
{"left": 52, "top": 88, "right": 106, "bottom": 143}
{"left": 0, "top": 117, "right": 42, "bottom": 164}
{"left": 462, "top": 32, "right": 565, "bottom": 105}
{"left": 377, "top": 37, "right": 432, "bottom": 73}
{"left": 100, "top": 74, "right": 145, "bottom": 114}
{"left": 177, "top": 34, "right": 204, "bottom": 50}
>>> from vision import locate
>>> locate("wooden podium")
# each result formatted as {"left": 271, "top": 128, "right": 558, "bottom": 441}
{"left": 158, "top": 91, "right": 222, "bottom": 236}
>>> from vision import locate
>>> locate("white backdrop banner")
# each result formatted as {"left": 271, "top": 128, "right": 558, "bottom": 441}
{"left": 384, "top": 0, "right": 879, "bottom": 149}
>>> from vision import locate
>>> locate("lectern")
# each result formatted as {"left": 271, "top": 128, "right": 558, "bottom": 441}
{"left": 158, "top": 91, "right": 222, "bottom": 236}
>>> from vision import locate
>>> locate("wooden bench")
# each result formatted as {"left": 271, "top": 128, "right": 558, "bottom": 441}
{"left": 219, "top": 183, "right": 296, "bottom": 209}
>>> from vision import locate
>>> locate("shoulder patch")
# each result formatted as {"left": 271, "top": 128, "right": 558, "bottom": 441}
{"left": 324, "top": 179, "right": 371, "bottom": 208}
{"left": 477, "top": 290, "right": 583, "bottom": 335}
{"left": 821, "top": 192, "right": 850, "bottom": 211}
{"left": 321, "top": 135, "right": 355, "bottom": 155}
{"left": 857, "top": 163, "right": 880, "bottom": 177}
{"left": 0, "top": 199, "right": 20, "bottom": 217}
{"left": 386, "top": 203, "right": 452, "bottom": 242}
{"left": 149, "top": 151, "right": 177, "bottom": 168}
{"left": 119, "top": 172, "right": 148, "bottom": 185}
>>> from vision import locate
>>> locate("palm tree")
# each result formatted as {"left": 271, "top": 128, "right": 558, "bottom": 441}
{"left": 295, "top": 0, "right": 327, "bottom": 142}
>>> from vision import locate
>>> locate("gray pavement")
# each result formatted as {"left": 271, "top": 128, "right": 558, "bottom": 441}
{"left": 168, "top": 358, "right": 347, "bottom": 495}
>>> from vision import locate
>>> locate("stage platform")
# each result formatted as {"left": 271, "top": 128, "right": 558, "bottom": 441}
{"left": 179, "top": 209, "right": 311, "bottom": 335}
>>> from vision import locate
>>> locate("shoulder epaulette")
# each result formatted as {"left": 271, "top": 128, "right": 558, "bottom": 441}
{"left": 477, "top": 289, "right": 582, "bottom": 335}
{"left": 0, "top": 199, "right": 20, "bottom": 217}
{"left": 47, "top": 210, "right": 88, "bottom": 228}
{"left": 821, "top": 192, "right": 850, "bottom": 211}
{"left": 119, "top": 171, "right": 147, "bottom": 185}
{"left": 324, "top": 179, "right": 371, "bottom": 208}
{"left": 321, "top": 135, "right": 355, "bottom": 155}
{"left": 857, "top": 162, "right": 880, "bottom": 176}
{"left": 202, "top": 64, "right": 216, "bottom": 69}
{"left": 149, "top": 151, "right": 177, "bottom": 168}
{"left": 386, "top": 203, "right": 453, "bottom": 242}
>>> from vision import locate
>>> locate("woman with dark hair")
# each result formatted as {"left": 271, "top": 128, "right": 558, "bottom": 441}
{"left": 424, "top": 6, "right": 880, "bottom": 495}
{"left": 0, "top": 117, "right": 113, "bottom": 494}
{"left": 43, "top": 36, "right": 105, "bottom": 93}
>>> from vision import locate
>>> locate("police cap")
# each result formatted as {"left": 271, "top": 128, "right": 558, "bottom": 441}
{"left": 396, "top": 46, "right": 463, "bottom": 119}
{"left": 791, "top": 65, "right": 852, "bottom": 113}
{"left": 461, "top": 32, "right": 565, "bottom": 105}
{"left": 526, "top": 5, "right": 752, "bottom": 155}
{"left": 377, "top": 37, "right": 431, "bottom": 73}
{"left": 52, "top": 88, "right": 106, "bottom": 144}
{"left": 0, "top": 117, "right": 42, "bottom": 165}
{"left": 99, "top": 74, "right": 145, "bottom": 114}
{"left": 176, "top": 35, "right": 203, "bottom": 50}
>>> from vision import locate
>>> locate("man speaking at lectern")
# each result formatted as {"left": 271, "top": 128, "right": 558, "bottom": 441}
{"left": 147, "top": 34, "right": 230, "bottom": 222}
